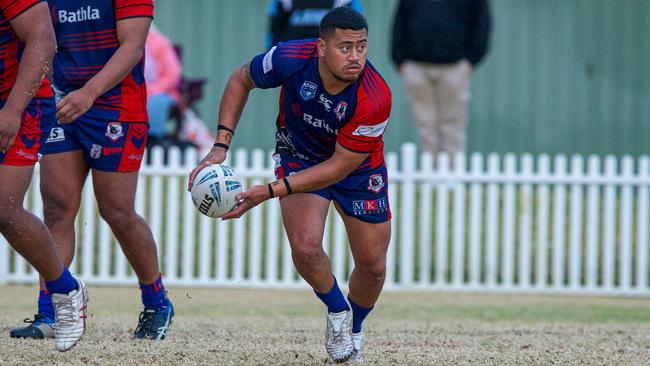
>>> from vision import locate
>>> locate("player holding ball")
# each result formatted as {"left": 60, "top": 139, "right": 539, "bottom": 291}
{"left": 189, "top": 7, "right": 391, "bottom": 363}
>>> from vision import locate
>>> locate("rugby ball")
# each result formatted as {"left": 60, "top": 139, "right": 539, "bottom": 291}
{"left": 190, "top": 164, "right": 243, "bottom": 218}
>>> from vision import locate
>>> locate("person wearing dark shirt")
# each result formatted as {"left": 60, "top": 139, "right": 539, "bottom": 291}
{"left": 267, "top": 0, "right": 362, "bottom": 48}
{"left": 392, "top": 0, "right": 490, "bottom": 158}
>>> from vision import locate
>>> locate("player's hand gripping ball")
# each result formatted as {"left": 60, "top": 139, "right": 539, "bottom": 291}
{"left": 190, "top": 164, "right": 243, "bottom": 218}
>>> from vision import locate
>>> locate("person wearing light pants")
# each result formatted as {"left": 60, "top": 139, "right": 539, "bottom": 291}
{"left": 392, "top": 0, "right": 491, "bottom": 159}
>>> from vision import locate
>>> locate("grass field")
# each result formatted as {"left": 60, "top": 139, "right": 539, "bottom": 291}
{"left": 0, "top": 285, "right": 649, "bottom": 365}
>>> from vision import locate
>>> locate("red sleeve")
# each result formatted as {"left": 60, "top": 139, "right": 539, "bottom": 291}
{"left": 114, "top": 0, "right": 154, "bottom": 20}
{"left": 1, "top": 0, "right": 41, "bottom": 20}
{"left": 337, "top": 66, "right": 392, "bottom": 153}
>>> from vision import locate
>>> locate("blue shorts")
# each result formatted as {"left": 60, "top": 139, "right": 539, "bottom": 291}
{"left": 42, "top": 114, "right": 148, "bottom": 172}
{"left": 273, "top": 154, "right": 391, "bottom": 224}
{"left": 0, "top": 98, "right": 56, "bottom": 166}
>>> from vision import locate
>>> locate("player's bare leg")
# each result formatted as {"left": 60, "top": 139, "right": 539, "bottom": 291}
{"left": 282, "top": 194, "right": 354, "bottom": 362}
{"left": 41, "top": 151, "right": 89, "bottom": 266}
{"left": 0, "top": 165, "right": 65, "bottom": 279}
{"left": 92, "top": 169, "right": 173, "bottom": 340}
{"left": 281, "top": 193, "right": 332, "bottom": 292}
{"left": 335, "top": 203, "right": 391, "bottom": 363}
{"left": 2, "top": 164, "right": 86, "bottom": 351}
{"left": 92, "top": 170, "right": 159, "bottom": 283}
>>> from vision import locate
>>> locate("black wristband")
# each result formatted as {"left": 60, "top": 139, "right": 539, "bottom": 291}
{"left": 283, "top": 177, "right": 293, "bottom": 195}
{"left": 213, "top": 142, "right": 229, "bottom": 151}
{"left": 267, "top": 183, "right": 275, "bottom": 198}
{"left": 217, "top": 125, "right": 235, "bottom": 135}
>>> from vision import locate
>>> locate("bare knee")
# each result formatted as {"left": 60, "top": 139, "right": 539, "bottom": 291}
{"left": 291, "top": 238, "right": 326, "bottom": 267}
{"left": 42, "top": 191, "right": 80, "bottom": 224}
{"left": 356, "top": 257, "right": 386, "bottom": 279}
{"left": 98, "top": 204, "right": 137, "bottom": 230}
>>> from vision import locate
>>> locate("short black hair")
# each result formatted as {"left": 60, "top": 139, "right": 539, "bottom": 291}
{"left": 319, "top": 7, "right": 368, "bottom": 39}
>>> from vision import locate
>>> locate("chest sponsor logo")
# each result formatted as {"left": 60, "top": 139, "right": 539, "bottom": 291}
{"left": 300, "top": 81, "right": 317, "bottom": 101}
{"left": 352, "top": 119, "right": 388, "bottom": 138}
{"left": 318, "top": 94, "right": 333, "bottom": 111}
{"left": 46, "top": 127, "right": 65, "bottom": 143}
{"left": 352, "top": 197, "right": 388, "bottom": 216}
{"left": 90, "top": 144, "right": 102, "bottom": 159}
{"left": 367, "top": 173, "right": 385, "bottom": 193}
{"left": 334, "top": 101, "right": 348, "bottom": 121}
{"left": 303, "top": 113, "right": 338, "bottom": 135}
{"left": 105, "top": 122, "right": 124, "bottom": 142}
{"left": 58, "top": 6, "right": 100, "bottom": 23}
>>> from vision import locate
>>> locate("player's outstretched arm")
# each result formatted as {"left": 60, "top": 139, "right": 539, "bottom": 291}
{"left": 188, "top": 62, "right": 257, "bottom": 191}
{"left": 56, "top": 17, "right": 151, "bottom": 123}
{"left": 0, "top": 2, "right": 55, "bottom": 152}
{"left": 221, "top": 143, "right": 368, "bottom": 220}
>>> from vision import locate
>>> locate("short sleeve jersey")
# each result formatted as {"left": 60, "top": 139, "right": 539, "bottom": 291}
{"left": 48, "top": 0, "right": 153, "bottom": 122}
{"left": 250, "top": 39, "right": 391, "bottom": 171}
{"left": 0, "top": 0, "right": 53, "bottom": 99}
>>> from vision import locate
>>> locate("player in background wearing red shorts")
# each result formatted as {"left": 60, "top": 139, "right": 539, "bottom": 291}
{"left": 10, "top": 0, "right": 173, "bottom": 341}
{"left": 0, "top": 0, "right": 87, "bottom": 351}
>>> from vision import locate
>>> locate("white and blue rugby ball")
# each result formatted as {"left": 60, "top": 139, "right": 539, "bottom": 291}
{"left": 190, "top": 164, "right": 243, "bottom": 218}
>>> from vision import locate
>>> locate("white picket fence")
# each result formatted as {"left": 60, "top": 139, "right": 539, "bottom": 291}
{"left": 0, "top": 143, "right": 649, "bottom": 296}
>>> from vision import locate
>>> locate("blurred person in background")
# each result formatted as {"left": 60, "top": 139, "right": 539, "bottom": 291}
{"left": 1, "top": 0, "right": 87, "bottom": 352}
{"left": 144, "top": 23, "right": 182, "bottom": 143}
{"left": 391, "top": 0, "right": 490, "bottom": 159}
{"left": 11, "top": 0, "right": 174, "bottom": 343}
{"left": 190, "top": 7, "right": 390, "bottom": 363}
{"left": 267, "top": 0, "right": 362, "bottom": 49}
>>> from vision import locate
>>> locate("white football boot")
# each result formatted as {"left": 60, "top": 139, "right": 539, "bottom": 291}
{"left": 52, "top": 276, "right": 88, "bottom": 352}
{"left": 349, "top": 332, "right": 365, "bottom": 364}
{"left": 326, "top": 310, "right": 354, "bottom": 362}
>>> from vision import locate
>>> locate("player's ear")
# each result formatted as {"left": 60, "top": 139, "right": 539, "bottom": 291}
{"left": 317, "top": 37, "right": 326, "bottom": 57}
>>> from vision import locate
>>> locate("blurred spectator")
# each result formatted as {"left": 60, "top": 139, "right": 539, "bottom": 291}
{"left": 392, "top": 0, "right": 490, "bottom": 158}
{"left": 144, "top": 23, "right": 182, "bottom": 141}
{"left": 267, "top": 0, "right": 363, "bottom": 48}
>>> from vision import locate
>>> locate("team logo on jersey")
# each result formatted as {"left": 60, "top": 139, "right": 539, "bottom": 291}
{"left": 90, "top": 144, "right": 102, "bottom": 159}
{"left": 46, "top": 127, "right": 65, "bottom": 143}
{"left": 300, "top": 81, "right": 317, "bottom": 101}
{"left": 334, "top": 101, "right": 348, "bottom": 121}
{"left": 367, "top": 174, "right": 385, "bottom": 193}
{"left": 105, "top": 122, "right": 124, "bottom": 142}
{"left": 318, "top": 94, "right": 333, "bottom": 111}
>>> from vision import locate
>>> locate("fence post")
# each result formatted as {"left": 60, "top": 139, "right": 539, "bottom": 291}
{"left": 568, "top": 155, "right": 584, "bottom": 290}
{"left": 399, "top": 143, "right": 417, "bottom": 287}
{"left": 552, "top": 155, "right": 567, "bottom": 289}
{"left": 602, "top": 156, "right": 617, "bottom": 290}
{"left": 519, "top": 154, "right": 533, "bottom": 288}
{"left": 468, "top": 153, "right": 484, "bottom": 288}
{"left": 585, "top": 155, "right": 601, "bottom": 291}
{"left": 535, "top": 154, "right": 551, "bottom": 289}
{"left": 619, "top": 156, "right": 634, "bottom": 291}
{"left": 418, "top": 152, "right": 434, "bottom": 286}
{"left": 636, "top": 156, "right": 649, "bottom": 291}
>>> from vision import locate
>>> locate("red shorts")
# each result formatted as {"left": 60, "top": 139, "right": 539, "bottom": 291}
{"left": 0, "top": 98, "right": 56, "bottom": 166}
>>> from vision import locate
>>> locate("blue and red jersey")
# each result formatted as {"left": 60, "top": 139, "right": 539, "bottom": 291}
{"left": 250, "top": 38, "right": 391, "bottom": 171}
{"left": 47, "top": 0, "right": 153, "bottom": 122}
{"left": 0, "top": 0, "right": 53, "bottom": 99}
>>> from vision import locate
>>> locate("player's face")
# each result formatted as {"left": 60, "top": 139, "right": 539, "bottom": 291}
{"left": 319, "top": 28, "right": 368, "bottom": 83}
